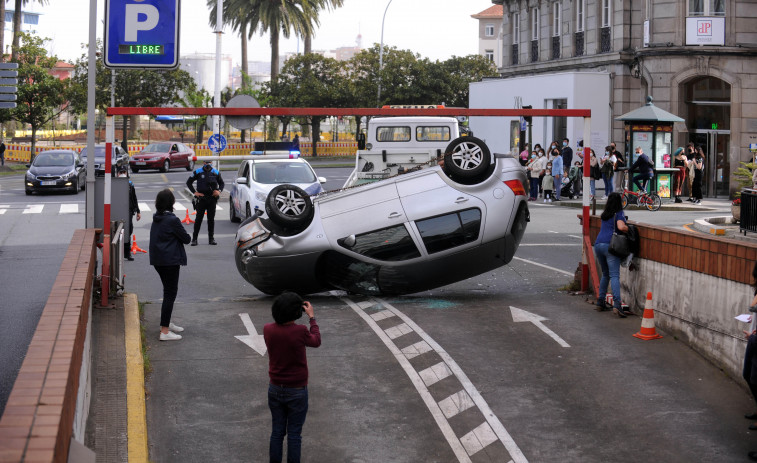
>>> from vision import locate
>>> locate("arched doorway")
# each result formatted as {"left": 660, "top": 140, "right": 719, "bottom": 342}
{"left": 684, "top": 76, "right": 731, "bottom": 197}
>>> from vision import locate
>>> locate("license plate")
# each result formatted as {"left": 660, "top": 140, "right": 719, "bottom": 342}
{"left": 41, "top": 181, "right": 57, "bottom": 186}
{"left": 136, "top": 162, "right": 146, "bottom": 165}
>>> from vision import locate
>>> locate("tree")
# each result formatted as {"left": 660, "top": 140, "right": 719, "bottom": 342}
{"left": 11, "top": 0, "right": 49, "bottom": 62}
{"left": 267, "top": 53, "right": 348, "bottom": 156}
{"left": 178, "top": 86, "right": 212, "bottom": 144}
{"left": 0, "top": 1, "right": 6, "bottom": 59}
{"left": 437, "top": 55, "right": 498, "bottom": 107}
{"left": 11, "top": 33, "right": 66, "bottom": 159}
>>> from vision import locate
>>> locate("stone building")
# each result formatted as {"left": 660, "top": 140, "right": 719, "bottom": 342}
{"left": 485, "top": 0, "right": 757, "bottom": 197}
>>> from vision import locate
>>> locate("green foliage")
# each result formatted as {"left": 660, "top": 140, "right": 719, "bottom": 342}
{"left": 732, "top": 161, "right": 757, "bottom": 198}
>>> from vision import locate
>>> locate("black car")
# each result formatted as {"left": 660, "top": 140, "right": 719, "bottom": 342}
{"left": 79, "top": 145, "right": 129, "bottom": 177}
{"left": 25, "top": 150, "right": 86, "bottom": 195}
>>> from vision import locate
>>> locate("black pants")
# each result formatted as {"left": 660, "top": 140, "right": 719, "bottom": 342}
{"left": 154, "top": 265, "right": 180, "bottom": 327}
{"left": 193, "top": 196, "right": 217, "bottom": 241}
{"left": 693, "top": 169, "right": 703, "bottom": 200}
{"left": 124, "top": 213, "right": 134, "bottom": 257}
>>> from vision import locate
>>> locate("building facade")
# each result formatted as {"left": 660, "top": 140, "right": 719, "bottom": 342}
{"left": 472, "top": 5, "right": 505, "bottom": 68}
{"left": 488, "top": 0, "right": 757, "bottom": 197}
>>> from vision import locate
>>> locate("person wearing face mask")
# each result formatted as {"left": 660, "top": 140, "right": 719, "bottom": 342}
{"left": 561, "top": 138, "right": 573, "bottom": 174}
{"left": 551, "top": 148, "right": 564, "bottom": 201}
{"left": 186, "top": 160, "right": 225, "bottom": 246}
{"left": 526, "top": 153, "right": 541, "bottom": 201}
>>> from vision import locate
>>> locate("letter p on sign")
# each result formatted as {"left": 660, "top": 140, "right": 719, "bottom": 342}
{"left": 125, "top": 4, "right": 160, "bottom": 42}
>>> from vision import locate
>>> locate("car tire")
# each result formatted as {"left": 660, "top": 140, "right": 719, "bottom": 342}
{"left": 265, "top": 184, "right": 314, "bottom": 230}
{"left": 25, "top": 189, "right": 32, "bottom": 195}
{"left": 246, "top": 203, "right": 252, "bottom": 220}
{"left": 80, "top": 177, "right": 86, "bottom": 190}
{"left": 161, "top": 160, "right": 170, "bottom": 173}
{"left": 71, "top": 178, "right": 78, "bottom": 194}
{"left": 186, "top": 160, "right": 194, "bottom": 171}
{"left": 131, "top": 167, "right": 139, "bottom": 173}
{"left": 442, "top": 136, "right": 492, "bottom": 184}
{"left": 230, "top": 198, "right": 241, "bottom": 223}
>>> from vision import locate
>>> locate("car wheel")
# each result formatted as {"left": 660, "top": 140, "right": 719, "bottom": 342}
{"left": 80, "top": 176, "right": 86, "bottom": 190}
{"left": 442, "top": 136, "right": 492, "bottom": 183}
{"left": 230, "top": 198, "right": 241, "bottom": 223}
{"left": 265, "top": 184, "right": 314, "bottom": 230}
{"left": 161, "top": 160, "right": 170, "bottom": 173}
{"left": 245, "top": 203, "right": 252, "bottom": 220}
{"left": 71, "top": 178, "right": 78, "bottom": 194}
{"left": 186, "top": 160, "right": 194, "bottom": 171}
{"left": 25, "top": 189, "right": 32, "bottom": 195}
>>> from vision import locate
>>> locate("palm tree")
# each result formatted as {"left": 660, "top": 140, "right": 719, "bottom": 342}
{"left": 207, "top": 0, "right": 261, "bottom": 90}
{"left": 302, "top": 0, "right": 344, "bottom": 55}
{"left": 12, "top": 0, "right": 49, "bottom": 62}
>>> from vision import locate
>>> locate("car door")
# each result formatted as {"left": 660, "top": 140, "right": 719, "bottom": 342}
{"left": 232, "top": 161, "right": 251, "bottom": 216}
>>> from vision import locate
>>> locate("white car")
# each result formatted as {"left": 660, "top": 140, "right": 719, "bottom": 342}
{"left": 228, "top": 154, "right": 326, "bottom": 222}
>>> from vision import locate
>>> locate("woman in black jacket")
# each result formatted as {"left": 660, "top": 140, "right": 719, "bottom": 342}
{"left": 150, "top": 189, "right": 192, "bottom": 341}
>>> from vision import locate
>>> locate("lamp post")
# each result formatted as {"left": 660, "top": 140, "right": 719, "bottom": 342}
{"left": 377, "top": 0, "right": 393, "bottom": 107}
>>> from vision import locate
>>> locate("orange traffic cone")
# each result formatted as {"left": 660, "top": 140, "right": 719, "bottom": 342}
{"left": 181, "top": 209, "right": 195, "bottom": 224}
{"left": 131, "top": 234, "right": 147, "bottom": 254}
{"left": 633, "top": 292, "right": 663, "bottom": 340}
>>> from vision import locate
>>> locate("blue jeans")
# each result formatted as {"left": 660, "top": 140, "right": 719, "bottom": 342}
{"left": 554, "top": 174, "right": 562, "bottom": 199}
{"left": 269, "top": 384, "right": 309, "bottom": 463}
{"left": 602, "top": 172, "right": 613, "bottom": 195}
{"left": 590, "top": 178, "right": 596, "bottom": 196}
{"left": 632, "top": 173, "right": 652, "bottom": 192}
{"left": 594, "top": 242, "right": 621, "bottom": 309}
{"left": 529, "top": 177, "right": 540, "bottom": 199}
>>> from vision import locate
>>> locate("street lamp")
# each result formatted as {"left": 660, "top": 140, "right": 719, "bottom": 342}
{"left": 377, "top": 0, "right": 393, "bottom": 107}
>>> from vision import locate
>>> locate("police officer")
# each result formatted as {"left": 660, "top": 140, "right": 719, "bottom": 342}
{"left": 120, "top": 168, "right": 141, "bottom": 260}
{"left": 186, "top": 160, "right": 224, "bottom": 246}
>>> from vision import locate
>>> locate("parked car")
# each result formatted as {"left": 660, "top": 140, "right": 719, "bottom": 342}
{"left": 229, "top": 154, "right": 326, "bottom": 222}
{"left": 25, "top": 150, "right": 86, "bottom": 195}
{"left": 234, "top": 119, "right": 529, "bottom": 296}
{"left": 130, "top": 142, "right": 195, "bottom": 173}
{"left": 79, "top": 145, "right": 129, "bottom": 177}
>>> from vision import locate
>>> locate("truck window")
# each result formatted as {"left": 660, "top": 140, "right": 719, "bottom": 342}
{"left": 376, "top": 126, "right": 411, "bottom": 142}
{"left": 416, "top": 126, "right": 451, "bottom": 142}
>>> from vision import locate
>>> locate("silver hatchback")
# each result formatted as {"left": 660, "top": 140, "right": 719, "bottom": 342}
{"left": 234, "top": 137, "right": 529, "bottom": 296}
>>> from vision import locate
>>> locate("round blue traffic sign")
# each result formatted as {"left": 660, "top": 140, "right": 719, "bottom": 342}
{"left": 208, "top": 134, "right": 227, "bottom": 153}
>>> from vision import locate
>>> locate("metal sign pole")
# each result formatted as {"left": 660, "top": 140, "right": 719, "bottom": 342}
{"left": 86, "top": 0, "right": 97, "bottom": 228}
{"left": 213, "top": 0, "right": 223, "bottom": 171}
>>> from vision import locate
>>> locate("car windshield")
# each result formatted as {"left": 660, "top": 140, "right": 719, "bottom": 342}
{"left": 144, "top": 143, "right": 172, "bottom": 152}
{"left": 33, "top": 153, "right": 74, "bottom": 167}
{"left": 80, "top": 147, "right": 114, "bottom": 160}
{"left": 252, "top": 162, "right": 316, "bottom": 184}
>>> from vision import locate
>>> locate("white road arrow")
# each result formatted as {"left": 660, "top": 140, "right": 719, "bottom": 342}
{"left": 235, "top": 313, "right": 267, "bottom": 356}
{"left": 510, "top": 306, "right": 570, "bottom": 348}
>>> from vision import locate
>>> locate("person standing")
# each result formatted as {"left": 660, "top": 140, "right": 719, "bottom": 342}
{"left": 686, "top": 143, "right": 697, "bottom": 200}
{"left": 292, "top": 134, "right": 300, "bottom": 151}
{"left": 551, "top": 148, "right": 564, "bottom": 201}
{"left": 692, "top": 147, "right": 704, "bottom": 204}
{"left": 588, "top": 149, "right": 599, "bottom": 199}
{"left": 526, "top": 153, "right": 541, "bottom": 201}
{"left": 120, "top": 169, "right": 141, "bottom": 261}
{"left": 611, "top": 142, "right": 625, "bottom": 192}
{"left": 149, "top": 189, "right": 192, "bottom": 341}
{"left": 0, "top": 139, "right": 6, "bottom": 166}
{"left": 186, "top": 160, "right": 225, "bottom": 246}
{"left": 600, "top": 146, "right": 616, "bottom": 198}
{"left": 672, "top": 147, "right": 688, "bottom": 203}
{"left": 561, "top": 138, "right": 573, "bottom": 174}
{"left": 542, "top": 161, "right": 554, "bottom": 202}
{"left": 264, "top": 292, "right": 321, "bottom": 463}
{"left": 593, "top": 192, "right": 630, "bottom": 318}
{"left": 519, "top": 143, "right": 530, "bottom": 166}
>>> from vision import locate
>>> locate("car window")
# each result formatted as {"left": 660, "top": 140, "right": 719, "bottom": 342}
{"left": 376, "top": 126, "right": 411, "bottom": 142}
{"left": 145, "top": 143, "right": 171, "bottom": 152}
{"left": 33, "top": 153, "right": 74, "bottom": 167}
{"left": 415, "top": 208, "right": 482, "bottom": 254}
{"left": 252, "top": 162, "right": 316, "bottom": 184}
{"left": 416, "top": 126, "right": 451, "bottom": 142}
{"left": 340, "top": 225, "right": 420, "bottom": 261}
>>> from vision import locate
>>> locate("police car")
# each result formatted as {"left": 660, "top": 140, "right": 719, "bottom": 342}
{"left": 228, "top": 152, "right": 326, "bottom": 222}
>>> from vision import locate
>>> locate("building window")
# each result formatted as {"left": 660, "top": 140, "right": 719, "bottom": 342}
{"left": 485, "top": 49, "right": 495, "bottom": 62}
{"left": 600, "top": 0, "right": 611, "bottom": 53}
{"left": 576, "top": 0, "right": 585, "bottom": 32}
{"left": 552, "top": 2, "right": 561, "bottom": 60}
{"left": 512, "top": 12, "right": 520, "bottom": 65}
{"left": 688, "top": 0, "right": 726, "bottom": 16}
{"left": 485, "top": 24, "right": 495, "bottom": 37}
{"left": 531, "top": 7, "right": 539, "bottom": 62}
{"left": 602, "top": 0, "right": 611, "bottom": 27}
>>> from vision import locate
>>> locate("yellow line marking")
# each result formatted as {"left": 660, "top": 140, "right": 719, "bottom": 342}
{"left": 124, "top": 293, "right": 149, "bottom": 462}
{"left": 161, "top": 173, "right": 169, "bottom": 183}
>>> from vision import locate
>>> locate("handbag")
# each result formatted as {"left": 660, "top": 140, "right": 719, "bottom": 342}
{"left": 609, "top": 216, "right": 631, "bottom": 258}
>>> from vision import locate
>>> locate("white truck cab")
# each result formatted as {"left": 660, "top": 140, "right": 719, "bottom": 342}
{"left": 344, "top": 116, "right": 462, "bottom": 187}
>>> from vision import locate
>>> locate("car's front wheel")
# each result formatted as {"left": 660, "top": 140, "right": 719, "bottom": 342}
{"left": 265, "top": 184, "right": 314, "bottom": 230}
{"left": 160, "top": 160, "right": 170, "bottom": 173}
{"left": 71, "top": 178, "right": 78, "bottom": 194}
{"left": 186, "top": 160, "right": 194, "bottom": 171}
{"left": 230, "top": 197, "right": 241, "bottom": 223}
{"left": 442, "top": 136, "right": 492, "bottom": 184}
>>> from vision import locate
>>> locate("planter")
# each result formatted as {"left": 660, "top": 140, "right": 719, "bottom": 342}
{"left": 732, "top": 204, "right": 741, "bottom": 222}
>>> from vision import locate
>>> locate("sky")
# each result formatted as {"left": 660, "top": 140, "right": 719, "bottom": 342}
{"left": 18, "top": 0, "right": 498, "bottom": 66}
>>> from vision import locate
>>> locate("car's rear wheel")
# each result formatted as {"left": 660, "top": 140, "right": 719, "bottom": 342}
{"left": 265, "top": 184, "right": 314, "bottom": 230}
{"left": 161, "top": 160, "right": 170, "bottom": 173}
{"left": 186, "top": 160, "right": 194, "bottom": 171}
{"left": 442, "top": 136, "right": 492, "bottom": 184}
{"left": 230, "top": 198, "right": 241, "bottom": 223}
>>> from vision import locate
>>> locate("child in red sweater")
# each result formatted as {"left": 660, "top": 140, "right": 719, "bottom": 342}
{"left": 264, "top": 292, "right": 321, "bottom": 463}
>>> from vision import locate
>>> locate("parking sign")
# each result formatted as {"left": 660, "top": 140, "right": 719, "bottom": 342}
{"left": 104, "top": 0, "right": 180, "bottom": 69}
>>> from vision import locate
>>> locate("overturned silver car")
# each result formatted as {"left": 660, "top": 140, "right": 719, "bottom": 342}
{"left": 234, "top": 117, "right": 529, "bottom": 296}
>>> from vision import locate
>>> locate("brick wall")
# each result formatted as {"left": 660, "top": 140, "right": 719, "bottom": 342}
{"left": 0, "top": 229, "right": 97, "bottom": 463}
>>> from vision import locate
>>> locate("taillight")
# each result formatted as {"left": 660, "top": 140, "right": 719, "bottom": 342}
{"left": 504, "top": 179, "right": 526, "bottom": 196}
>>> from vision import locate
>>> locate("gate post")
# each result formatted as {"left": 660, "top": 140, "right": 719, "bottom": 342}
{"left": 101, "top": 115, "right": 114, "bottom": 307}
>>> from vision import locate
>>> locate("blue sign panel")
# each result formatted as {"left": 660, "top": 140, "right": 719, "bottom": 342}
{"left": 104, "top": 0, "right": 180, "bottom": 69}
{"left": 208, "top": 134, "right": 227, "bottom": 153}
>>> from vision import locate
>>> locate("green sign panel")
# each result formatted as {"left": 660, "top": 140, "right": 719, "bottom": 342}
{"left": 118, "top": 44, "right": 165, "bottom": 55}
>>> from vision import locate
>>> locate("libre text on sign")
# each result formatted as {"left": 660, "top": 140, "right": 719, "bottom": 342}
{"left": 104, "top": 0, "right": 180, "bottom": 69}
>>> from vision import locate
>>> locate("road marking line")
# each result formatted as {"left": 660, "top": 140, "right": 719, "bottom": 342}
{"left": 161, "top": 173, "right": 169, "bottom": 183}
{"left": 419, "top": 362, "right": 453, "bottom": 387}
{"left": 401, "top": 340, "right": 433, "bottom": 359}
{"left": 511, "top": 256, "right": 573, "bottom": 276}
{"left": 460, "top": 422, "right": 498, "bottom": 456}
{"left": 139, "top": 202, "right": 151, "bottom": 212}
{"left": 124, "top": 293, "right": 149, "bottom": 461}
{"left": 0, "top": 205, "right": 7, "bottom": 215}
{"left": 174, "top": 202, "right": 187, "bottom": 211}
{"left": 371, "top": 309, "right": 395, "bottom": 321}
{"left": 60, "top": 204, "right": 78, "bottom": 214}
{"left": 23, "top": 204, "right": 43, "bottom": 214}
{"left": 385, "top": 322, "right": 413, "bottom": 339}
{"left": 439, "top": 390, "right": 476, "bottom": 419}
{"left": 568, "top": 234, "right": 582, "bottom": 239}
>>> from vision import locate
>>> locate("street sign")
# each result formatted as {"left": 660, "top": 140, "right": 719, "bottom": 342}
{"left": 208, "top": 134, "right": 227, "bottom": 154}
{"left": 226, "top": 94, "right": 260, "bottom": 130}
{"left": 104, "top": 0, "right": 180, "bottom": 69}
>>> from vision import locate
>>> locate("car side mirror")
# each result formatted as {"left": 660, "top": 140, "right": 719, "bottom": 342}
{"left": 25, "top": 163, "right": 30, "bottom": 168}
{"left": 236, "top": 176, "right": 248, "bottom": 185}
{"left": 318, "top": 176, "right": 327, "bottom": 184}
{"left": 76, "top": 163, "right": 84, "bottom": 168}
{"left": 339, "top": 235, "right": 356, "bottom": 248}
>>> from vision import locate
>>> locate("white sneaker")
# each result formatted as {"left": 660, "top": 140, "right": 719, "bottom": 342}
{"left": 169, "top": 322, "right": 184, "bottom": 333}
{"left": 543, "top": 199, "right": 547, "bottom": 203}
{"left": 600, "top": 195, "right": 608, "bottom": 200}
{"left": 548, "top": 199, "right": 553, "bottom": 203}
{"left": 159, "top": 331, "right": 182, "bottom": 341}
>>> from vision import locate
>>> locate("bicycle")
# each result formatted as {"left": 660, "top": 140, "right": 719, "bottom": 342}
{"left": 618, "top": 170, "right": 661, "bottom": 211}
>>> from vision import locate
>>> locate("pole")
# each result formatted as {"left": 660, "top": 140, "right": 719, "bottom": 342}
{"left": 213, "top": 0, "right": 223, "bottom": 170}
{"left": 581, "top": 117, "right": 591, "bottom": 292}
{"left": 102, "top": 116, "right": 114, "bottom": 307}
{"left": 377, "top": 0, "right": 393, "bottom": 107}
{"left": 85, "top": 0, "right": 97, "bottom": 228}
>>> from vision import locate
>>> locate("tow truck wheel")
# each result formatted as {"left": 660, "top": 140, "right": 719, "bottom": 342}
{"left": 265, "top": 184, "right": 314, "bottom": 230}
{"left": 442, "top": 136, "right": 492, "bottom": 184}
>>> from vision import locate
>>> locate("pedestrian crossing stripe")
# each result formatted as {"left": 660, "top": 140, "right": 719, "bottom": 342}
{"left": 138, "top": 202, "right": 223, "bottom": 213}
{"left": 23, "top": 204, "right": 43, "bottom": 214}
{"left": 60, "top": 204, "right": 78, "bottom": 214}
{"left": 0, "top": 205, "right": 7, "bottom": 215}
{"left": 0, "top": 202, "right": 223, "bottom": 215}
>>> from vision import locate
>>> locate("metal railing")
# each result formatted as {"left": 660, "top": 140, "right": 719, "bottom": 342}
{"left": 531, "top": 40, "right": 539, "bottom": 62}
{"left": 600, "top": 27, "right": 612, "bottom": 53}
{"left": 574, "top": 32, "right": 585, "bottom": 56}
{"left": 740, "top": 189, "right": 757, "bottom": 235}
{"left": 551, "top": 36, "right": 561, "bottom": 59}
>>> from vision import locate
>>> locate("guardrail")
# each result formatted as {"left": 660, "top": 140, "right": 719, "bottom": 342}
{"left": 741, "top": 189, "right": 757, "bottom": 235}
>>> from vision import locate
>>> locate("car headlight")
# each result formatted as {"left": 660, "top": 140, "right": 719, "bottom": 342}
{"left": 255, "top": 191, "right": 266, "bottom": 202}
{"left": 149, "top": 156, "right": 163, "bottom": 161}
{"left": 26, "top": 172, "right": 35, "bottom": 180}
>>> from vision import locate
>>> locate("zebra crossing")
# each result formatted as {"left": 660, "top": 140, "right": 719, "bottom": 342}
{"left": 0, "top": 202, "right": 223, "bottom": 216}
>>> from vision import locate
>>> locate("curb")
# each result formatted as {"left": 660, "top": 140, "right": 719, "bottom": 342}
{"left": 692, "top": 216, "right": 738, "bottom": 236}
{"left": 124, "top": 293, "right": 149, "bottom": 462}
